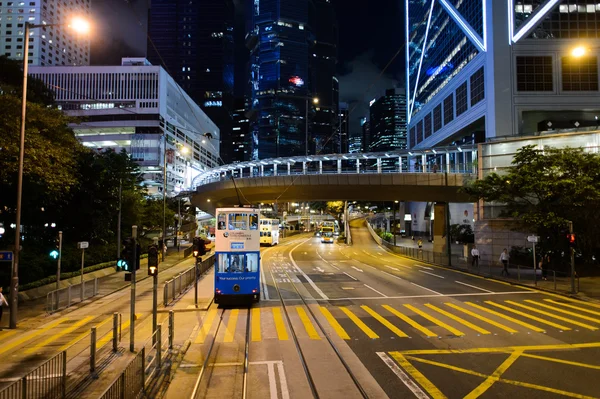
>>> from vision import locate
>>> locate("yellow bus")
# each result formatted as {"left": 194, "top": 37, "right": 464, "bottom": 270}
{"left": 321, "top": 226, "right": 334, "bottom": 243}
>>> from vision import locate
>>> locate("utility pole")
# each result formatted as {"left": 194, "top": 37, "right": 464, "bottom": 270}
{"left": 117, "top": 179, "right": 122, "bottom": 259}
{"left": 130, "top": 225, "right": 137, "bottom": 352}
{"left": 56, "top": 231, "right": 63, "bottom": 291}
{"left": 152, "top": 259, "right": 158, "bottom": 344}
{"left": 162, "top": 136, "right": 167, "bottom": 262}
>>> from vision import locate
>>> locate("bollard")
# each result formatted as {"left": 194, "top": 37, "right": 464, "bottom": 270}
{"left": 82, "top": 280, "right": 86, "bottom": 301}
{"left": 156, "top": 325, "right": 162, "bottom": 368}
{"left": 169, "top": 310, "right": 174, "bottom": 349}
{"left": 113, "top": 312, "right": 119, "bottom": 351}
{"left": 90, "top": 327, "right": 97, "bottom": 373}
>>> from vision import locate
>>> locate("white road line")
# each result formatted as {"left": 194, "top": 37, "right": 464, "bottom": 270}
{"left": 353, "top": 251, "right": 359, "bottom": 255}
{"left": 385, "top": 265, "right": 399, "bottom": 271}
{"left": 376, "top": 352, "right": 429, "bottom": 399}
{"left": 351, "top": 266, "right": 364, "bottom": 273}
{"left": 277, "top": 361, "right": 290, "bottom": 399}
{"left": 411, "top": 282, "right": 442, "bottom": 295}
{"left": 364, "top": 284, "right": 388, "bottom": 297}
{"left": 420, "top": 270, "right": 445, "bottom": 279}
{"left": 267, "top": 362, "right": 278, "bottom": 399}
{"left": 380, "top": 270, "right": 403, "bottom": 280}
{"left": 289, "top": 239, "right": 329, "bottom": 300}
{"left": 454, "top": 280, "right": 493, "bottom": 293}
{"left": 282, "top": 291, "right": 536, "bottom": 301}
{"left": 415, "top": 264, "right": 433, "bottom": 270}
{"left": 260, "top": 260, "right": 270, "bottom": 300}
{"left": 343, "top": 272, "right": 358, "bottom": 281}
{"left": 329, "top": 264, "right": 340, "bottom": 270}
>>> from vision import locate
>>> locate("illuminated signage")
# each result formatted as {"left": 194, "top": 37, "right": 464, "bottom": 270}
{"left": 289, "top": 76, "right": 304, "bottom": 87}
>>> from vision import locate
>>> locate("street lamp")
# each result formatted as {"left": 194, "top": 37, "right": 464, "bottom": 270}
{"left": 11, "top": 18, "right": 90, "bottom": 329}
{"left": 571, "top": 46, "right": 588, "bottom": 58}
{"left": 305, "top": 97, "right": 319, "bottom": 156}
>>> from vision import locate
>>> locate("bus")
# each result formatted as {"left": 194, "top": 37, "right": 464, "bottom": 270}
{"left": 321, "top": 226, "right": 335, "bottom": 243}
{"left": 260, "top": 218, "right": 280, "bottom": 246}
{"left": 214, "top": 208, "right": 261, "bottom": 304}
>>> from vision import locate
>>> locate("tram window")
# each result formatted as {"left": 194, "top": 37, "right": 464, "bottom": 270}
{"left": 228, "top": 213, "right": 247, "bottom": 230}
{"left": 246, "top": 253, "right": 258, "bottom": 272}
{"left": 250, "top": 214, "right": 258, "bottom": 230}
{"left": 217, "top": 214, "right": 226, "bottom": 230}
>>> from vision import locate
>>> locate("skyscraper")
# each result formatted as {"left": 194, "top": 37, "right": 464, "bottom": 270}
{"left": 369, "top": 88, "right": 407, "bottom": 151}
{"left": 339, "top": 102, "right": 349, "bottom": 153}
{"left": 147, "top": 0, "right": 234, "bottom": 162}
{"left": 231, "top": 97, "right": 252, "bottom": 163}
{"left": 406, "top": 0, "right": 600, "bottom": 150}
{"left": 361, "top": 117, "right": 371, "bottom": 152}
{"left": 0, "top": 0, "right": 90, "bottom": 66}
{"left": 246, "top": 0, "right": 338, "bottom": 159}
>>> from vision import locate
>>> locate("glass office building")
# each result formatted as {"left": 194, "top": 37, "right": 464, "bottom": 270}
{"left": 369, "top": 88, "right": 408, "bottom": 151}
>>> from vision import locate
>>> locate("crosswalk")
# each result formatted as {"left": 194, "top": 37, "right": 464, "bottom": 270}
{"left": 193, "top": 299, "right": 600, "bottom": 343}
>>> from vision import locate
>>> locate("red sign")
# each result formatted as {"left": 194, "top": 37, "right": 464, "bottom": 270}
{"left": 166, "top": 149, "right": 175, "bottom": 164}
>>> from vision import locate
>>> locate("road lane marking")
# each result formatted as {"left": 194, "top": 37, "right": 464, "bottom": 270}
{"left": 519, "top": 353, "right": 600, "bottom": 370}
{"left": 276, "top": 291, "right": 537, "bottom": 301}
{"left": 353, "top": 251, "right": 359, "bottom": 255}
{"left": 0, "top": 318, "right": 67, "bottom": 356}
{"left": 444, "top": 303, "right": 518, "bottom": 333}
{"left": 272, "top": 307, "right": 289, "bottom": 340}
{"left": 382, "top": 305, "right": 437, "bottom": 337}
{"left": 329, "top": 264, "right": 340, "bottom": 270}
{"left": 361, "top": 306, "right": 408, "bottom": 337}
{"left": 464, "top": 302, "right": 545, "bottom": 332}
{"left": 543, "top": 299, "right": 600, "bottom": 316}
{"left": 526, "top": 300, "right": 600, "bottom": 323}
{"left": 411, "top": 282, "right": 442, "bottom": 295}
{"left": 351, "top": 266, "right": 363, "bottom": 273}
{"left": 485, "top": 301, "right": 570, "bottom": 330}
{"left": 289, "top": 239, "right": 329, "bottom": 300}
{"left": 195, "top": 309, "right": 218, "bottom": 344}
{"left": 260, "top": 260, "right": 270, "bottom": 300}
{"left": 0, "top": 330, "right": 18, "bottom": 343}
{"left": 319, "top": 307, "right": 350, "bottom": 340}
{"left": 454, "top": 281, "right": 493, "bottom": 293}
{"left": 505, "top": 301, "right": 597, "bottom": 330}
{"left": 343, "top": 272, "right": 358, "bottom": 281}
{"left": 404, "top": 304, "right": 464, "bottom": 336}
{"left": 251, "top": 308, "right": 261, "bottom": 342}
{"left": 26, "top": 316, "right": 95, "bottom": 354}
{"left": 398, "top": 341, "right": 600, "bottom": 355}
{"left": 376, "top": 352, "right": 429, "bottom": 399}
{"left": 420, "top": 270, "right": 445, "bottom": 279}
{"left": 380, "top": 270, "right": 403, "bottom": 280}
{"left": 339, "top": 307, "right": 379, "bottom": 339}
{"left": 464, "top": 350, "right": 523, "bottom": 399}
{"left": 385, "top": 265, "right": 399, "bottom": 271}
{"left": 415, "top": 265, "right": 433, "bottom": 270}
{"left": 296, "top": 306, "right": 320, "bottom": 340}
{"left": 389, "top": 352, "right": 447, "bottom": 399}
{"left": 424, "top": 304, "right": 490, "bottom": 335}
{"left": 364, "top": 284, "right": 388, "bottom": 297}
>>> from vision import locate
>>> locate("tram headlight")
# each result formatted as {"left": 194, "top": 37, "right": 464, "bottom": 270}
{"left": 233, "top": 284, "right": 241, "bottom": 292}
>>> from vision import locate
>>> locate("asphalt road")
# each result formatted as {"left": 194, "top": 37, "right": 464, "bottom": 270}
{"left": 258, "top": 219, "right": 600, "bottom": 399}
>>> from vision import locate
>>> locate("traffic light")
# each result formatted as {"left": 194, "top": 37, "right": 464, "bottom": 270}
{"left": 148, "top": 245, "right": 159, "bottom": 276}
{"left": 567, "top": 233, "right": 576, "bottom": 247}
{"left": 135, "top": 242, "right": 141, "bottom": 270}
{"left": 193, "top": 237, "right": 206, "bottom": 257}
{"left": 119, "top": 238, "right": 133, "bottom": 271}
{"left": 49, "top": 234, "right": 60, "bottom": 259}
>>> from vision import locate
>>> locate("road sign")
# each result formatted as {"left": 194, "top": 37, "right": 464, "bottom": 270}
{"left": 78, "top": 241, "right": 89, "bottom": 249}
{"left": 527, "top": 235, "right": 539, "bottom": 243}
{"left": 0, "top": 251, "right": 13, "bottom": 262}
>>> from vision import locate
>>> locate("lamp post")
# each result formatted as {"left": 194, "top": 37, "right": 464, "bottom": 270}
{"left": 10, "top": 18, "right": 89, "bottom": 329}
{"left": 305, "top": 97, "right": 319, "bottom": 156}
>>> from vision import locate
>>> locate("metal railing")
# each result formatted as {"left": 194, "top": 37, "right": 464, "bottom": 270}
{"left": 46, "top": 278, "right": 99, "bottom": 314}
{"left": 163, "top": 254, "right": 214, "bottom": 306}
{"left": 98, "top": 348, "right": 145, "bottom": 399}
{"left": 0, "top": 351, "right": 67, "bottom": 399}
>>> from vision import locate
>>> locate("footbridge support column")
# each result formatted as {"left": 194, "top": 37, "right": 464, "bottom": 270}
{"left": 433, "top": 202, "right": 452, "bottom": 267}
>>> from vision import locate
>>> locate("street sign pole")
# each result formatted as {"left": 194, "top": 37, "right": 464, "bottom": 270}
{"left": 152, "top": 272, "right": 157, "bottom": 345}
{"left": 80, "top": 248, "right": 85, "bottom": 300}
{"left": 130, "top": 226, "right": 137, "bottom": 352}
{"left": 56, "top": 231, "right": 62, "bottom": 291}
{"left": 568, "top": 221, "right": 575, "bottom": 294}
{"left": 527, "top": 235, "right": 540, "bottom": 286}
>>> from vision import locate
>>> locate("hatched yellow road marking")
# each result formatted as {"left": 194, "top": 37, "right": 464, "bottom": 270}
{"left": 361, "top": 306, "right": 408, "bottom": 338}
{"left": 319, "top": 307, "right": 350, "bottom": 340}
{"left": 398, "top": 341, "right": 600, "bottom": 356}
{"left": 195, "top": 309, "right": 218, "bottom": 344}
{"left": 223, "top": 309, "right": 239, "bottom": 342}
{"left": 382, "top": 305, "right": 437, "bottom": 337}
{"left": 542, "top": 299, "right": 600, "bottom": 318}
{"left": 26, "top": 316, "right": 95, "bottom": 353}
{"left": 389, "top": 352, "right": 447, "bottom": 399}
{"left": 504, "top": 301, "right": 597, "bottom": 330}
{"left": 272, "top": 307, "right": 289, "bottom": 341}
{"left": 464, "top": 350, "right": 523, "bottom": 399}
{"left": 524, "top": 300, "right": 600, "bottom": 325}
{"left": 424, "top": 304, "right": 490, "bottom": 335}
{"left": 519, "top": 353, "right": 600, "bottom": 370}
{"left": 251, "top": 308, "right": 261, "bottom": 342}
{"left": 339, "top": 307, "right": 379, "bottom": 339}
{"left": 0, "top": 330, "right": 18, "bottom": 343}
{"left": 60, "top": 316, "right": 113, "bottom": 351}
{"left": 486, "top": 301, "right": 571, "bottom": 330}
{"left": 0, "top": 318, "right": 67, "bottom": 356}
{"left": 445, "top": 303, "right": 518, "bottom": 333}
{"left": 296, "top": 307, "right": 320, "bottom": 340}
{"left": 465, "top": 302, "right": 545, "bottom": 333}
{"left": 404, "top": 304, "right": 464, "bottom": 336}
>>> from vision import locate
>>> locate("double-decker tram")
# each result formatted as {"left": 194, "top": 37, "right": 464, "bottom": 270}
{"left": 259, "top": 218, "right": 280, "bottom": 246}
{"left": 214, "top": 208, "right": 261, "bottom": 304}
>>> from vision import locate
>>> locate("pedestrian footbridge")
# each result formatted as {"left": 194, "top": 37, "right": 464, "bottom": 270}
{"left": 190, "top": 145, "right": 477, "bottom": 212}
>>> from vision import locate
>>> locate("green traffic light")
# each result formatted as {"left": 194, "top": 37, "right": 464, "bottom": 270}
{"left": 49, "top": 250, "right": 59, "bottom": 259}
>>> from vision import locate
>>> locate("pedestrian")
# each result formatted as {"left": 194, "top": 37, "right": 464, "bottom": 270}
{"left": 471, "top": 245, "right": 480, "bottom": 268}
{"left": 542, "top": 254, "right": 549, "bottom": 281}
{"left": 417, "top": 238, "right": 423, "bottom": 249}
{"left": 0, "top": 287, "right": 7, "bottom": 330}
{"left": 500, "top": 248, "right": 510, "bottom": 276}
{"left": 432, "top": 163, "right": 439, "bottom": 173}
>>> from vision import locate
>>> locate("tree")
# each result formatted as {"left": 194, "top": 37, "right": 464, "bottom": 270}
{"left": 463, "top": 145, "right": 600, "bottom": 268}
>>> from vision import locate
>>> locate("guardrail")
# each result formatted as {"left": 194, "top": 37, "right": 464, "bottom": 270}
{"left": 46, "top": 278, "right": 99, "bottom": 313}
{"left": 163, "top": 254, "right": 214, "bottom": 307}
{"left": 98, "top": 348, "right": 145, "bottom": 399}
{"left": 0, "top": 351, "right": 66, "bottom": 399}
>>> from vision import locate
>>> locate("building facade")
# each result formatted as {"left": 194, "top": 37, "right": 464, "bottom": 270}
{"left": 30, "top": 58, "right": 220, "bottom": 197}
{"left": 231, "top": 97, "right": 252, "bottom": 163}
{"left": 339, "top": 102, "right": 349, "bottom": 153}
{"left": 361, "top": 117, "right": 371, "bottom": 152}
{"left": 147, "top": 0, "right": 235, "bottom": 162}
{"left": 406, "top": 0, "right": 600, "bottom": 154}
{"left": 369, "top": 88, "right": 407, "bottom": 151}
{"left": 348, "top": 134, "right": 362, "bottom": 153}
{"left": 0, "top": 0, "right": 90, "bottom": 66}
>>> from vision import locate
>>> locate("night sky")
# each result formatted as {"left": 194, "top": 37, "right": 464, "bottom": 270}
{"left": 90, "top": 0, "right": 406, "bottom": 137}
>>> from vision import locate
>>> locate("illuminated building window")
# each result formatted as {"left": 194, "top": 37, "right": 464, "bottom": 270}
{"left": 470, "top": 67, "right": 485, "bottom": 104}
{"left": 516, "top": 56, "right": 552, "bottom": 91}
{"left": 424, "top": 113, "right": 432, "bottom": 139}
{"left": 561, "top": 55, "right": 598, "bottom": 91}
{"left": 433, "top": 104, "right": 442, "bottom": 132}
{"left": 443, "top": 94, "right": 454, "bottom": 125}
{"left": 455, "top": 82, "right": 468, "bottom": 116}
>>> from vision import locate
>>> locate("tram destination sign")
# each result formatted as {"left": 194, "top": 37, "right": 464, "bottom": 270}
{"left": 231, "top": 242, "right": 245, "bottom": 250}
